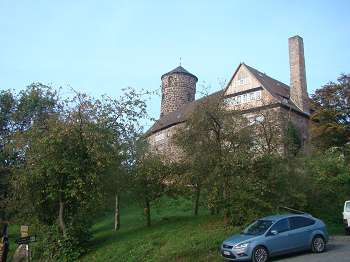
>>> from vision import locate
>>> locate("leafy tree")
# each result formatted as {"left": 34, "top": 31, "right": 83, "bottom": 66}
{"left": 175, "top": 95, "right": 254, "bottom": 222}
{"left": 94, "top": 87, "right": 148, "bottom": 230}
{"left": 131, "top": 140, "right": 169, "bottom": 227}
{"left": 311, "top": 74, "right": 350, "bottom": 150}
{"left": 0, "top": 90, "right": 16, "bottom": 221}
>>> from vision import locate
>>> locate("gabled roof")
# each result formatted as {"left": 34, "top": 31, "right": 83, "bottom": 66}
{"left": 161, "top": 66, "right": 198, "bottom": 81}
{"left": 244, "top": 64, "right": 290, "bottom": 99}
{"left": 146, "top": 63, "right": 309, "bottom": 136}
{"left": 224, "top": 63, "right": 305, "bottom": 114}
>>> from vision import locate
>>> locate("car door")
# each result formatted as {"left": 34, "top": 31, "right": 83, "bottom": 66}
{"left": 288, "top": 216, "right": 316, "bottom": 250}
{"left": 265, "top": 218, "right": 291, "bottom": 255}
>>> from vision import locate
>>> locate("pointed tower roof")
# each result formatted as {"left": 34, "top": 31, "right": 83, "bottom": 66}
{"left": 161, "top": 66, "right": 198, "bottom": 81}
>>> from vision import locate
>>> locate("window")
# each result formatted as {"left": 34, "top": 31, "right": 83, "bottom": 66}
{"left": 242, "top": 220, "right": 273, "bottom": 236}
{"left": 250, "top": 92, "right": 255, "bottom": 101}
{"left": 168, "top": 76, "right": 174, "bottom": 85}
{"left": 289, "top": 216, "right": 315, "bottom": 230}
{"left": 269, "top": 219, "right": 289, "bottom": 234}
{"left": 242, "top": 94, "right": 247, "bottom": 103}
{"left": 346, "top": 202, "right": 350, "bottom": 212}
{"left": 255, "top": 90, "right": 261, "bottom": 100}
{"left": 234, "top": 72, "right": 249, "bottom": 86}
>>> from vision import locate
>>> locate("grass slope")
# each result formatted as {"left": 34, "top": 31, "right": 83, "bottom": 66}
{"left": 80, "top": 198, "right": 237, "bottom": 262}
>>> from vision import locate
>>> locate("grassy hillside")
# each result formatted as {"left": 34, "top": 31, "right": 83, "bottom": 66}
{"left": 80, "top": 198, "right": 238, "bottom": 262}
{"left": 80, "top": 197, "right": 345, "bottom": 262}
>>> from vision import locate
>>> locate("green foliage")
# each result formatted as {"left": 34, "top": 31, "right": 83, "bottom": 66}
{"left": 303, "top": 149, "right": 350, "bottom": 222}
{"left": 2, "top": 84, "right": 148, "bottom": 260}
{"left": 284, "top": 121, "right": 302, "bottom": 156}
{"left": 311, "top": 74, "right": 350, "bottom": 150}
{"left": 131, "top": 142, "right": 171, "bottom": 226}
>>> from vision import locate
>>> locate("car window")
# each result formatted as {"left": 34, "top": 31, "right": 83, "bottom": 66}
{"left": 243, "top": 220, "right": 273, "bottom": 235}
{"left": 269, "top": 218, "right": 289, "bottom": 233}
{"left": 289, "top": 216, "right": 315, "bottom": 230}
{"left": 345, "top": 202, "right": 350, "bottom": 212}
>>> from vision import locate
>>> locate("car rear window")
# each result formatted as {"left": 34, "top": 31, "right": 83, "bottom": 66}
{"left": 289, "top": 216, "right": 315, "bottom": 230}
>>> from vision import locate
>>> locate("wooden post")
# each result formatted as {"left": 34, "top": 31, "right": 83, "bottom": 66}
{"left": 114, "top": 194, "right": 120, "bottom": 231}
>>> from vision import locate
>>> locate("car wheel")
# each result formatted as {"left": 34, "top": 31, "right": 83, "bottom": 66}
{"left": 345, "top": 228, "right": 350, "bottom": 235}
{"left": 311, "top": 235, "right": 325, "bottom": 253}
{"left": 252, "top": 246, "right": 269, "bottom": 262}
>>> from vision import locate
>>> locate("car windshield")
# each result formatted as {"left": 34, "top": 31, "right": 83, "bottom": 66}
{"left": 242, "top": 220, "right": 273, "bottom": 235}
{"left": 346, "top": 202, "right": 350, "bottom": 212}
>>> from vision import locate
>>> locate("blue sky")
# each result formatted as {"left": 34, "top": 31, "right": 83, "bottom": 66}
{"left": 1, "top": 0, "right": 349, "bottom": 128}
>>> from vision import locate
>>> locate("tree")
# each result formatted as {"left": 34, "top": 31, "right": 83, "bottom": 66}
{"left": 0, "top": 90, "right": 16, "bottom": 221}
{"left": 94, "top": 87, "right": 148, "bottom": 230}
{"left": 174, "top": 95, "right": 254, "bottom": 222}
{"left": 131, "top": 140, "right": 169, "bottom": 227}
{"left": 9, "top": 89, "right": 131, "bottom": 259}
{"left": 311, "top": 74, "right": 350, "bottom": 150}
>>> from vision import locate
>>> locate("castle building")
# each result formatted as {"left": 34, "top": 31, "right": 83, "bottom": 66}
{"left": 146, "top": 36, "right": 310, "bottom": 158}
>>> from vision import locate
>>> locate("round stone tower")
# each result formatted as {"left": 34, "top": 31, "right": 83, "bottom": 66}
{"left": 160, "top": 66, "right": 198, "bottom": 117}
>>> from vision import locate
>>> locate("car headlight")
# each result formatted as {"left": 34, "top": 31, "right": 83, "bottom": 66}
{"left": 233, "top": 242, "right": 249, "bottom": 252}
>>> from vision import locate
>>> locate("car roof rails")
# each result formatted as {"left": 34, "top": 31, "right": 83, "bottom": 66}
{"left": 280, "top": 206, "right": 310, "bottom": 215}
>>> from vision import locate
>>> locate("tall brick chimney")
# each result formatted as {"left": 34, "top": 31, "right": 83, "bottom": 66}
{"left": 288, "top": 35, "right": 309, "bottom": 114}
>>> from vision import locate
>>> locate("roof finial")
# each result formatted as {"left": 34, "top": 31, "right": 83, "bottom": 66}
{"left": 179, "top": 57, "right": 182, "bottom": 66}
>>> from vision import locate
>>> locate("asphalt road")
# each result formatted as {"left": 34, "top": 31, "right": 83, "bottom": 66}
{"left": 272, "top": 236, "right": 350, "bottom": 262}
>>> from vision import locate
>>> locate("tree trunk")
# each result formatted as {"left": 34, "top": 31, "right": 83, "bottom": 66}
{"left": 223, "top": 177, "right": 230, "bottom": 225}
{"left": 194, "top": 186, "right": 201, "bottom": 216}
{"left": 58, "top": 198, "right": 66, "bottom": 236}
{"left": 144, "top": 199, "right": 151, "bottom": 227}
{"left": 114, "top": 193, "right": 120, "bottom": 231}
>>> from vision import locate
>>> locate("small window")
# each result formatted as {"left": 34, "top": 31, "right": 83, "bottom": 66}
{"left": 237, "top": 96, "right": 241, "bottom": 104}
{"left": 250, "top": 92, "right": 255, "bottom": 101}
{"left": 242, "top": 94, "right": 247, "bottom": 103}
{"left": 168, "top": 76, "right": 174, "bottom": 85}
{"left": 269, "top": 218, "right": 289, "bottom": 234}
{"left": 255, "top": 115, "right": 264, "bottom": 123}
{"left": 255, "top": 90, "right": 261, "bottom": 100}
{"left": 289, "top": 216, "right": 315, "bottom": 230}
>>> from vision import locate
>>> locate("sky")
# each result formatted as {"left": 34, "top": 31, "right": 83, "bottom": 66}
{"left": 1, "top": 0, "right": 349, "bottom": 129}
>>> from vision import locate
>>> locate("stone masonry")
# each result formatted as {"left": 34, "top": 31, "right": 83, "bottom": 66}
{"left": 160, "top": 67, "right": 198, "bottom": 117}
{"left": 289, "top": 35, "right": 310, "bottom": 114}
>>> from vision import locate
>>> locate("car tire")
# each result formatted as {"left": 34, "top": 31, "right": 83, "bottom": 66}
{"left": 311, "top": 235, "right": 326, "bottom": 253}
{"left": 345, "top": 228, "right": 350, "bottom": 235}
{"left": 252, "top": 246, "right": 269, "bottom": 262}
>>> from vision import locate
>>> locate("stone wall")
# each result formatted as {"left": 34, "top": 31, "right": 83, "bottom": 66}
{"left": 160, "top": 73, "right": 197, "bottom": 117}
{"left": 147, "top": 123, "right": 185, "bottom": 161}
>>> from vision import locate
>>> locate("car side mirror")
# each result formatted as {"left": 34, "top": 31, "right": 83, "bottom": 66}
{"left": 270, "top": 230, "right": 278, "bottom": 235}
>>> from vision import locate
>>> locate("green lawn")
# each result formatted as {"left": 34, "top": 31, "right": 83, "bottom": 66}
{"left": 80, "top": 198, "right": 238, "bottom": 262}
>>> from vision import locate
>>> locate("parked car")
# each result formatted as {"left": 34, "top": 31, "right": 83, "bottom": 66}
{"left": 220, "top": 213, "right": 328, "bottom": 262}
{"left": 343, "top": 200, "right": 350, "bottom": 234}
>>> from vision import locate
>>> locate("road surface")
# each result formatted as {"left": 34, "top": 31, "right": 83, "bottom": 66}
{"left": 273, "top": 236, "right": 350, "bottom": 262}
